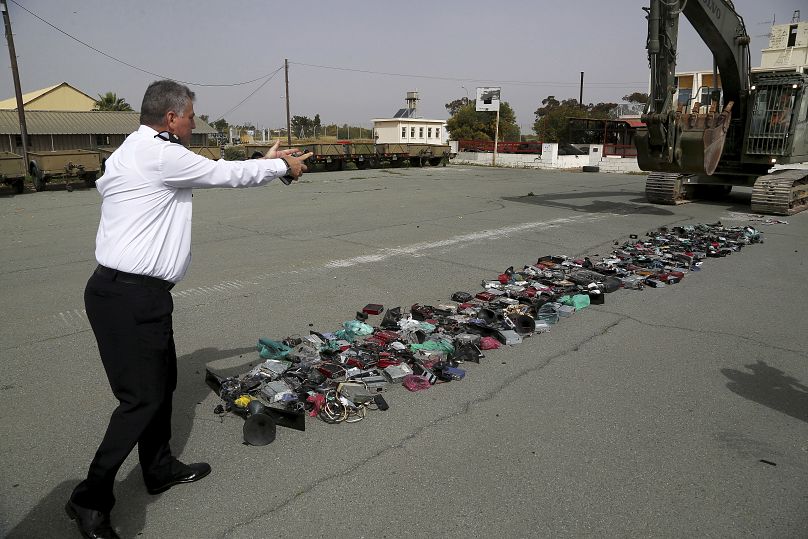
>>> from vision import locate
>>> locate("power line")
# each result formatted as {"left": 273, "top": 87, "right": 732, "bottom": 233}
{"left": 8, "top": 0, "right": 278, "bottom": 87}
{"left": 289, "top": 61, "right": 648, "bottom": 88}
{"left": 212, "top": 67, "right": 283, "bottom": 121}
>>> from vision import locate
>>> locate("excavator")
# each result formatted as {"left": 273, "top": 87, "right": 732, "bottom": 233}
{"left": 634, "top": 0, "right": 808, "bottom": 215}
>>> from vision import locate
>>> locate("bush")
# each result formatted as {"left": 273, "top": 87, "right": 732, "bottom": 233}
{"left": 222, "top": 146, "right": 246, "bottom": 161}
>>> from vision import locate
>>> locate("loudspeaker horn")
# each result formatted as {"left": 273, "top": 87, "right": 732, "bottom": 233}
{"left": 513, "top": 315, "right": 536, "bottom": 334}
{"left": 243, "top": 412, "right": 277, "bottom": 446}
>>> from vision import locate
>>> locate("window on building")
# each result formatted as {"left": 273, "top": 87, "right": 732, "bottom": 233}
{"left": 677, "top": 88, "right": 692, "bottom": 111}
{"left": 700, "top": 88, "right": 722, "bottom": 111}
{"left": 435, "top": 128, "right": 440, "bottom": 139}
{"left": 419, "top": 127, "right": 424, "bottom": 138}
{"left": 411, "top": 127, "right": 415, "bottom": 138}
{"left": 428, "top": 127, "right": 432, "bottom": 138}
{"left": 402, "top": 127, "right": 407, "bottom": 138}
{"left": 788, "top": 24, "right": 798, "bottom": 47}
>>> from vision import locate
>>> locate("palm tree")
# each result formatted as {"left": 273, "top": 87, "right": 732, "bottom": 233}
{"left": 93, "top": 92, "right": 134, "bottom": 111}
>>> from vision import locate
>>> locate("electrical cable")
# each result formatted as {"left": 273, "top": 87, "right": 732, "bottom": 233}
{"left": 8, "top": 0, "right": 279, "bottom": 88}
{"left": 211, "top": 67, "right": 283, "bottom": 121}
{"left": 344, "top": 406, "right": 366, "bottom": 423}
{"left": 289, "top": 61, "right": 648, "bottom": 88}
{"left": 319, "top": 390, "right": 348, "bottom": 423}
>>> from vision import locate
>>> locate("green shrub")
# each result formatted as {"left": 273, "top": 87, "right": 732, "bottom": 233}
{"left": 222, "top": 146, "right": 247, "bottom": 161}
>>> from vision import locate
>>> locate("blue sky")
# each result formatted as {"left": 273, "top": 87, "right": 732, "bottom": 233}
{"left": 3, "top": 0, "right": 804, "bottom": 131}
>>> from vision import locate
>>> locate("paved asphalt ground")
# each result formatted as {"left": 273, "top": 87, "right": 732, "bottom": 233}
{"left": 1, "top": 164, "right": 807, "bottom": 538}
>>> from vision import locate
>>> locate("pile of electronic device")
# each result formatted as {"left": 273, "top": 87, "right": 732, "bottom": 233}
{"left": 206, "top": 222, "right": 762, "bottom": 445}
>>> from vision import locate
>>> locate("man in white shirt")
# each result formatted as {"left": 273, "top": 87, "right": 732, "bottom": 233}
{"left": 66, "top": 80, "right": 311, "bottom": 539}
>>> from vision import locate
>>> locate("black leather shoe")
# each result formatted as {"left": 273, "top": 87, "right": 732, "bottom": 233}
{"left": 145, "top": 462, "right": 211, "bottom": 495}
{"left": 65, "top": 500, "right": 120, "bottom": 539}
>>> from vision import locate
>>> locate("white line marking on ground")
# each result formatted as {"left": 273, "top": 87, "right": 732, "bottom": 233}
{"left": 52, "top": 308, "right": 90, "bottom": 331}
{"left": 324, "top": 216, "right": 605, "bottom": 268}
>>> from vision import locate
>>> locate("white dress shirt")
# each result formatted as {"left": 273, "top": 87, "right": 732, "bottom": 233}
{"left": 95, "top": 125, "right": 289, "bottom": 283}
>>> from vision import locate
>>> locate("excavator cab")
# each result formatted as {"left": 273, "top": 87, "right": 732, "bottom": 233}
{"left": 745, "top": 72, "right": 808, "bottom": 163}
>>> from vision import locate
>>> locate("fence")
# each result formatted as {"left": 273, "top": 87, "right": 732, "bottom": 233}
{"left": 603, "top": 143, "right": 638, "bottom": 158}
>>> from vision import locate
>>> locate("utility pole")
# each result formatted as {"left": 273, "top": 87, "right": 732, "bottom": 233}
{"left": 493, "top": 108, "right": 500, "bottom": 166}
{"left": 284, "top": 59, "right": 291, "bottom": 147}
{"left": 2, "top": 0, "right": 28, "bottom": 164}
{"left": 579, "top": 71, "right": 584, "bottom": 109}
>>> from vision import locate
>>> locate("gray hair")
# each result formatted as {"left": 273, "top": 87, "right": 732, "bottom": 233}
{"left": 139, "top": 80, "right": 195, "bottom": 126}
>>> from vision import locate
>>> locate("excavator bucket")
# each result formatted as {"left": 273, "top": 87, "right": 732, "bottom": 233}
{"left": 696, "top": 102, "right": 733, "bottom": 175}
{"left": 636, "top": 102, "right": 734, "bottom": 176}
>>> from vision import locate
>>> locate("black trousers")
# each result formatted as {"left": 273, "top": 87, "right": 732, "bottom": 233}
{"left": 71, "top": 271, "right": 179, "bottom": 512}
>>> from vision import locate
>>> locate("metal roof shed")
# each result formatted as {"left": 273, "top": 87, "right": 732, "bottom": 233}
{"left": 0, "top": 110, "right": 216, "bottom": 152}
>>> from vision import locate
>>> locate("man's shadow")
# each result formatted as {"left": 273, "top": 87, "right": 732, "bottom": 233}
{"left": 721, "top": 360, "right": 808, "bottom": 423}
{"left": 6, "top": 346, "right": 256, "bottom": 538}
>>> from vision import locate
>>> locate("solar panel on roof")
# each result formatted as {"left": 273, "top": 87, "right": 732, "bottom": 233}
{"left": 393, "top": 108, "right": 417, "bottom": 118}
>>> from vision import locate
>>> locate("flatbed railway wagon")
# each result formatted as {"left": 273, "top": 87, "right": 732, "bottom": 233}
{"left": 241, "top": 141, "right": 449, "bottom": 170}
{"left": 189, "top": 145, "right": 223, "bottom": 160}
{"left": 0, "top": 152, "right": 26, "bottom": 194}
{"left": 400, "top": 143, "right": 450, "bottom": 167}
{"left": 27, "top": 149, "right": 102, "bottom": 191}
{"left": 243, "top": 142, "right": 349, "bottom": 171}
{"left": 97, "top": 145, "right": 223, "bottom": 175}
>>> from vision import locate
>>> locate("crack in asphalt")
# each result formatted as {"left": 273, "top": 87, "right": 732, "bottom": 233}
{"left": 308, "top": 187, "right": 388, "bottom": 194}
{"left": 608, "top": 310, "right": 807, "bottom": 358}
{"left": 222, "top": 317, "right": 624, "bottom": 537}
{"left": 0, "top": 327, "right": 92, "bottom": 353}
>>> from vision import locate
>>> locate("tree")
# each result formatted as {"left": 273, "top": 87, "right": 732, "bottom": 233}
{"left": 622, "top": 92, "right": 649, "bottom": 104}
{"left": 291, "top": 115, "right": 314, "bottom": 138}
{"left": 212, "top": 119, "right": 229, "bottom": 133}
{"left": 533, "top": 95, "right": 620, "bottom": 142}
{"left": 336, "top": 123, "right": 372, "bottom": 139}
{"left": 493, "top": 102, "right": 519, "bottom": 141}
{"left": 93, "top": 91, "right": 133, "bottom": 111}
{"left": 445, "top": 98, "right": 520, "bottom": 141}
{"left": 444, "top": 97, "right": 471, "bottom": 116}
{"left": 199, "top": 114, "right": 210, "bottom": 124}
{"left": 289, "top": 115, "right": 326, "bottom": 138}
{"left": 540, "top": 95, "right": 560, "bottom": 109}
{"left": 590, "top": 101, "right": 619, "bottom": 117}
{"left": 533, "top": 96, "right": 579, "bottom": 142}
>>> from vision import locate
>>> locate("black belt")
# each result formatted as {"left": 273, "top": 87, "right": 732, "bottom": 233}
{"left": 95, "top": 265, "right": 175, "bottom": 290}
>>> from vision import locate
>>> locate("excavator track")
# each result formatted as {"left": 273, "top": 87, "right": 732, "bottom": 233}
{"left": 645, "top": 172, "right": 692, "bottom": 205}
{"left": 751, "top": 169, "right": 808, "bottom": 215}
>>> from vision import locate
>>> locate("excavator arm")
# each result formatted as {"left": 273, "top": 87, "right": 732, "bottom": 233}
{"left": 680, "top": 0, "right": 750, "bottom": 115}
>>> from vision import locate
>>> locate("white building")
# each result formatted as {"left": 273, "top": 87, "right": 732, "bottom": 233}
{"left": 372, "top": 117, "right": 446, "bottom": 145}
{"left": 760, "top": 14, "right": 808, "bottom": 72}
{"left": 372, "top": 91, "right": 446, "bottom": 145}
